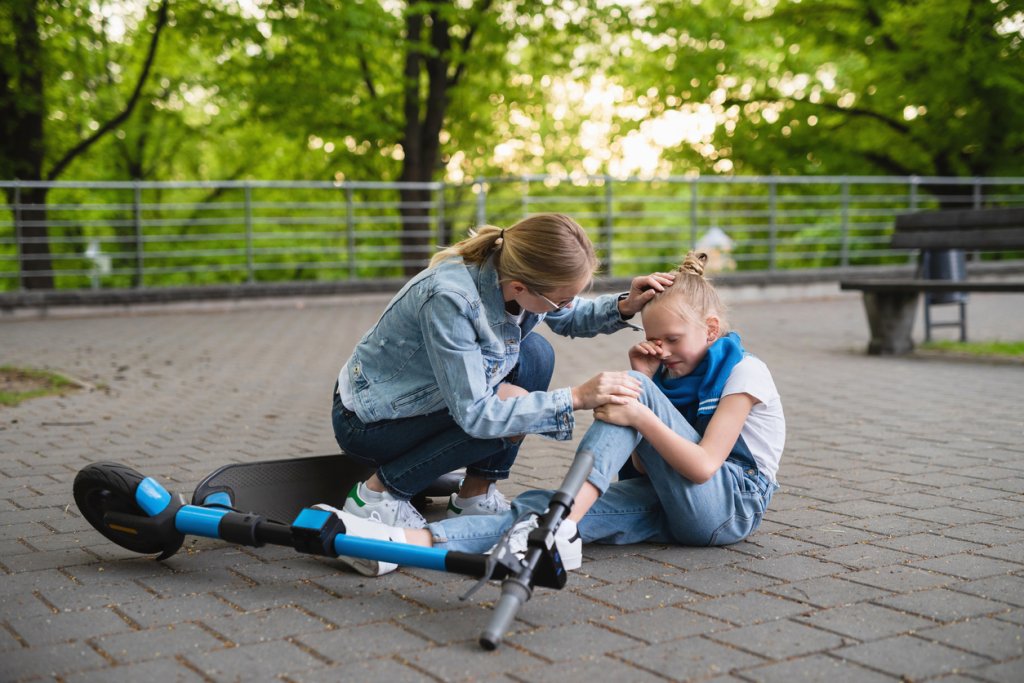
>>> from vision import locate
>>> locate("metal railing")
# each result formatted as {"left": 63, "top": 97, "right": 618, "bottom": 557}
{"left": 2, "top": 175, "right": 1023, "bottom": 291}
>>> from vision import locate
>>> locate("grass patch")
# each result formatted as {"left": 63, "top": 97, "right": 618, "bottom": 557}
{"left": 0, "top": 366, "right": 78, "bottom": 406}
{"left": 919, "top": 340, "right": 1024, "bottom": 361}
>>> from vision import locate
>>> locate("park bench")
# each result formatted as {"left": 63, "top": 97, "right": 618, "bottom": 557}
{"left": 839, "top": 207, "right": 1024, "bottom": 355}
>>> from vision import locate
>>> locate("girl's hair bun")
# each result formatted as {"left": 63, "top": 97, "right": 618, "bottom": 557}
{"left": 679, "top": 251, "right": 708, "bottom": 277}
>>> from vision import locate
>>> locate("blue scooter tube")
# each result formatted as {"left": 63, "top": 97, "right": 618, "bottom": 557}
{"left": 334, "top": 535, "right": 449, "bottom": 572}
{"left": 175, "top": 505, "right": 229, "bottom": 538}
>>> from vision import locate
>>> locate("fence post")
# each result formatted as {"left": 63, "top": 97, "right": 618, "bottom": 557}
{"left": 133, "top": 182, "right": 144, "bottom": 287}
{"left": 768, "top": 180, "right": 777, "bottom": 271}
{"left": 475, "top": 182, "right": 487, "bottom": 226}
{"left": 346, "top": 185, "right": 355, "bottom": 280}
{"left": 907, "top": 177, "right": 919, "bottom": 265}
{"left": 244, "top": 183, "right": 254, "bottom": 283}
{"left": 840, "top": 180, "right": 850, "bottom": 267}
{"left": 603, "top": 176, "right": 614, "bottom": 275}
{"left": 973, "top": 178, "right": 982, "bottom": 208}
{"left": 435, "top": 182, "right": 446, "bottom": 253}
{"left": 13, "top": 182, "right": 24, "bottom": 290}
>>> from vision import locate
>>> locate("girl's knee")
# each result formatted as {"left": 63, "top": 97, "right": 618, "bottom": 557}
{"left": 627, "top": 369, "right": 653, "bottom": 384}
{"left": 627, "top": 370, "right": 660, "bottom": 397}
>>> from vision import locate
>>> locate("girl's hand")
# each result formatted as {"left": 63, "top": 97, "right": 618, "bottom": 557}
{"left": 593, "top": 399, "right": 648, "bottom": 427}
{"left": 628, "top": 340, "right": 666, "bottom": 377}
{"left": 618, "top": 271, "right": 676, "bottom": 318}
{"left": 571, "top": 371, "right": 641, "bottom": 410}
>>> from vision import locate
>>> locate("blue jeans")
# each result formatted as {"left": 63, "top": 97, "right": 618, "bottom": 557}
{"left": 428, "top": 371, "right": 777, "bottom": 550}
{"left": 332, "top": 332, "right": 555, "bottom": 499}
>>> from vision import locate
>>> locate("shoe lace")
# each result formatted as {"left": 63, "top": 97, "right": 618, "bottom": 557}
{"left": 485, "top": 487, "right": 509, "bottom": 512}
{"left": 506, "top": 515, "right": 538, "bottom": 555}
{"left": 392, "top": 499, "right": 427, "bottom": 528}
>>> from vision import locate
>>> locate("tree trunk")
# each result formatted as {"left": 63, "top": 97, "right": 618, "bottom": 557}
{"left": 6, "top": 186, "right": 54, "bottom": 290}
{"left": 1, "top": 0, "right": 168, "bottom": 289}
{"left": 396, "top": 1, "right": 479, "bottom": 276}
{"left": 2, "top": 1, "right": 53, "bottom": 288}
{"left": 926, "top": 183, "right": 979, "bottom": 211}
{"left": 397, "top": 183, "right": 433, "bottom": 276}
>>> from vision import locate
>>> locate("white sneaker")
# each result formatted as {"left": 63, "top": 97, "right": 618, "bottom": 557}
{"left": 489, "top": 516, "right": 583, "bottom": 571}
{"left": 342, "top": 481, "right": 427, "bottom": 529}
{"left": 312, "top": 504, "right": 405, "bottom": 577}
{"left": 446, "top": 483, "right": 511, "bottom": 518}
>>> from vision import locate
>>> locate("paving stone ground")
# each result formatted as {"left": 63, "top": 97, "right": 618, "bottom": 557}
{"left": 1, "top": 286, "right": 1023, "bottom": 682}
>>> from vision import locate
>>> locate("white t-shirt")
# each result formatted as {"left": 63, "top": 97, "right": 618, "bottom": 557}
{"left": 721, "top": 356, "right": 786, "bottom": 483}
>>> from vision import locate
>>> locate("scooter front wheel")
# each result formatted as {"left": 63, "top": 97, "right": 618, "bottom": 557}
{"left": 73, "top": 462, "right": 170, "bottom": 555}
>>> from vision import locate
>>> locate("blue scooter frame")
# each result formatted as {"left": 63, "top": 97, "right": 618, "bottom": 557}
{"left": 73, "top": 451, "right": 593, "bottom": 650}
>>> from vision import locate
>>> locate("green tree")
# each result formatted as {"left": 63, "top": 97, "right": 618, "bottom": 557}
{"left": 1, "top": 0, "right": 170, "bottom": 288}
{"left": 619, "top": 0, "right": 1024, "bottom": 189}
{"left": 256, "top": 0, "right": 612, "bottom": 273}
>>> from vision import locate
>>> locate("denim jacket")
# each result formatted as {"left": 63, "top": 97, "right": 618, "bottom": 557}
{"left": 338, "top": 255, "right": 636, "bottom": 441}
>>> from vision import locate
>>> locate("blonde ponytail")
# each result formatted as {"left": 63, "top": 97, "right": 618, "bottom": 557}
{"left": 431, "top": 213, "right": 598, "bottom": 290}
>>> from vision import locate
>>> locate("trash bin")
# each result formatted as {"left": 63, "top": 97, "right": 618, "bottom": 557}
{"left": 921, "top": 249, "right": 967, "bottom": 304}
{"left": 919, "top": 248, "right": 968, "bottom": 342}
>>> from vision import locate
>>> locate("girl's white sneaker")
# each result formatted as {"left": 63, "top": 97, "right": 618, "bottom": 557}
{"left": 489, "top": 516, "right": 582, "bottom": 571}
{"left": 312, "top": 503, "right": 405, "bottom": 576}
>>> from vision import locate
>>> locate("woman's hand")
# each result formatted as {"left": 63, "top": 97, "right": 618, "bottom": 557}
{"left": 617, "top": 271, "right": 676, "bottom": 318}
{"left": 593, "top": 399, "right": 648, "bottom": 428}
{"left": 628, "top": 340, "right": 666, "bottom": 377}
{"left": 571, "top": 371, "right": 641, "bottom": 410}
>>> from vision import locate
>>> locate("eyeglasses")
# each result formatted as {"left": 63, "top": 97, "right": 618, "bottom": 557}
{"left": 531, "top": 289, "right": 574, "bottom": 311}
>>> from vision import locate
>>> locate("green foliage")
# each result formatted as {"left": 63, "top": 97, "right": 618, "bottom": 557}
{"left": 626, "top": 0, "right": 1024, "bottom": 179}
{"left": 920, "top": 339, "right": 1024, "bottom": 360}
{"left": 5, "top": 1, "right": 1022, "bottom": 186}
{"left": 0, "top": 365, "right": 76, "bottom": 406}
{"left": 2, "top": 0, "right": 1023, "bottom": 290}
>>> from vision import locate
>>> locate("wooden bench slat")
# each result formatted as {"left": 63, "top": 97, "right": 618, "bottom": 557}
{"left": 895, "top": 207, "right": 1024, "bottom": 231}
{"left": 890, "top": 228, "right": 1024, "bottom": 250}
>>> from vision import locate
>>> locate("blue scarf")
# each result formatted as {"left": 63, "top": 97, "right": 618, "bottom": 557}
{"left": 653, "top": 332, "right": 746, "bottom": 431}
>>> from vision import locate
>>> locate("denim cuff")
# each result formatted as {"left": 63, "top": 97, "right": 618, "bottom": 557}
{"left": 465, "top": 464, "right": 511, "bottom": 480}
{"left": 550, "top": 387, "right": 575, "bottom": 441}
{"left": 614, "top": 291, "right": 644, "bottom": 331}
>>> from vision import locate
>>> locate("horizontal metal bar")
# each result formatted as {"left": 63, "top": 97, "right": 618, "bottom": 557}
{"left": 4, "top": 176, "right": 1023, "bottom": 293}
{"left": 0, "top": 180, "right": 444, "bottom": 191}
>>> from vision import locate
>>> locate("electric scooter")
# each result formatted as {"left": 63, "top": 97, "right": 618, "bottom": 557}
{"left": 72, "top": 451, "right": 591, "bottom": 650}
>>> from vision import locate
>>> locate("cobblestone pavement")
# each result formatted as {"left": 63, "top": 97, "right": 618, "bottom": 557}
{"left": 2, "top": 288, "right": 1023, "bottom": 683}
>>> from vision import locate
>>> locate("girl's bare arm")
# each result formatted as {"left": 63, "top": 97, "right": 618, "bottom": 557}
{"left": 595, "top": 392, "right": 756, "bottom": 483}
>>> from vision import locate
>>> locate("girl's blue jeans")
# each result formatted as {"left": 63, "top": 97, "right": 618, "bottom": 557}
{"left": 428, "top": 371, "right": 777, "bottom": 551}
{"left": 332, "top": 332, "right": 555, "bottom": 499}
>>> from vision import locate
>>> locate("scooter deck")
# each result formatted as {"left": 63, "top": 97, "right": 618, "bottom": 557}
{"left": 192, "top": 454, "right": 460, "bottom": 523}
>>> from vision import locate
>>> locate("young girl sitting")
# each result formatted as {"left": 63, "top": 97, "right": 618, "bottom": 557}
{"left": 320, "top": 251, "right": 784, "bottom": 576}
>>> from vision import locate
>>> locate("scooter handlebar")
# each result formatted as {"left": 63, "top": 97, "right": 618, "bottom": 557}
{"left": 479, "top": 580, "right": 529, "bottom": 650}
{"left": 478, "top": 450, "right": 595, "bottom": 650}
{"left": 554, "top": 450, "right": 594, "bottom": 502}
